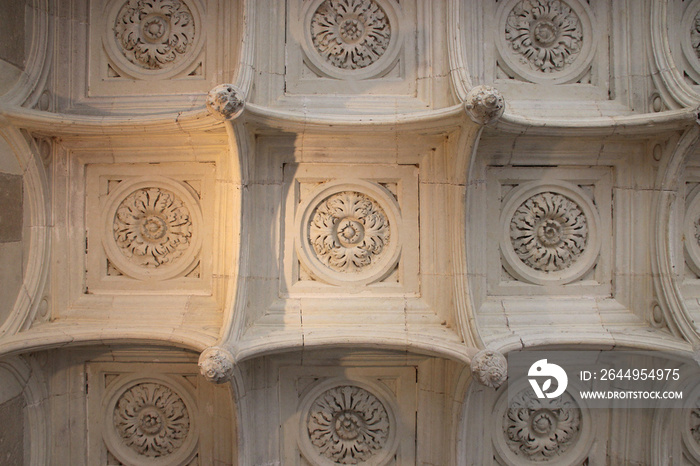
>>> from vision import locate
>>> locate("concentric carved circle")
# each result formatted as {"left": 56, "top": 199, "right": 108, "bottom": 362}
{"left": 493, "top": 383, "right": 592, "bottom": 465}
{"left": 683, "top": 188, "right": 700, "bottom": 277}
{"left": 299, "top": 379, "right": 399, "bottom": 466}
{"left": 104, "top": 0, "right": 204, "bottom": 79}
{"left": 102, "top": 176, "right": 203, "bottom": 281}
{"left": 310, "top": 192, "right": 389, "bottom": 271}
{"left": 103, "top": 376, "right": 198, "bottom": 466}
{"left": 681, "top": 1, "right": 700, "bottom": 82}
{"left": 296, "top": 180, "right": 401, "bottom": 286}
{"left": 496, "top": 0, "right": 595, "bottom": 84}
{"left": 500, "top": 181, "right": 601, "bottom": 285}
{"left": 682, "top": 392, "right": 700, "bottom": 461}
{"left": 691, "top": 12, "right": 700, "bottom": 59}
{"left": 511, "top": 193, "right": 587, "bottom": 271}
{"left": 302, "top": 0, "right": 402, "bottom": 80}
{"left": 504, "top": 389, "right": 581, "bottom": 461}
{"left": 311, "top": 0, "right": 390, "bottom": 70}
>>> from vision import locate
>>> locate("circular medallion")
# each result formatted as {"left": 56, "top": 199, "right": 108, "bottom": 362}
{"left": 104, "top": 0, "right": 204, "bottom": 79}
{"left": 681, "top": 1, "right": 700, "bottom": 82}
{"left": 103, "top": 376, "right": 198, "bottom": 466}
{"left": 682, "top": 391, "right": 700, "bottom": 461}
{"left": 302, "top": 0, "right": 402, "bottom": 80}
{"left": 493, "top": 383, "right": 592, "bottom": 465}
{"left": 298, "top": 379, "right": 399, "bottom": 466}
{"left": 102, "top": 176, "right": 202, "bottom": 281}
{"left": 296, "top": 180, "right": 401, "bottom": 286}
{"left": 504, "top": 390, "right": 581, "bottom": 461}
{"left": 500, "top": 181, "right": 601, "bottom": 285}
{"left": 684, "top": 187, "right": 700, "bottom": 277}
{"left": 496, "top": 0, "right": 595, "bottom": 84}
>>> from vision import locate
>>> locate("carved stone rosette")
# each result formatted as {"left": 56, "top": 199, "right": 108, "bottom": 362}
{"left": 683, "top": 187, "right": 700, "bottom": 277}
{"left": 302, "top": 0, "right": 402, "bottom": 80}
{"left": 683, "top": 395, "right": 700, "bottom": 461}
{"left": 464, "top": 85, "right": 506, "bottom": 125}
{"left": 198, "top": 346, "right": 235, "bottom": 384}
{"left": 495, "top": 0, "right": 595, "bottom": 84}
{"left": 102, "top": 176, "right": 203, "bottom": 281}
{"left": 500, "top": 181, "right": 601, "bottom": 285}
{"left": 471, "top": 349, "right": 508, "bottom": 389}
{"left": 681, "top": 1, "right": 700, "bottom": 84}
{"left": 103, "top": 0, "right": 204, "bottom": 79}
{"left": 503, "top": 388, "right": 582, "bottom": 462}
{"left": 690, "top": 407, "right": 700, "bottom": 448}
{"left": 296, "top": 180, "right": 401, "bottom": 286}
{"left": 102, "top": 376, "right": 198, "bottom": 466}
{"left": 298, "top": 379, "right": 399, "bottom": 466}
{"left": 206, "top": 84, "right": 245, "bottom": 120}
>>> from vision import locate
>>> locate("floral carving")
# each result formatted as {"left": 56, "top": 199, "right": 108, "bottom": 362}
{"left": 206, "top": 84, "right": 245, "bottom": 120}
{"left": 505, "top": 0, "right": 583, "bottom": 74}
{"left": 509, "top": 192, "right": 588, "bottom": 273}
{"left": 310, "top": 0, "right": 391, "bottom": 70}
{"left": 198, "top": 346, "right": 234, "bottom": 384}
{"left": 692, "top": 12, "right": 700, "bottom": 60}
{"left": 691, "top": 407, "right": 700, "bottom": 447}
{"left": 113, "top": 187, "right": 193, "bottom": 268}
{"left": 471, "top": 349, "right": 508, "bottom": 389}
{"left": 465, "top": 85, "right": 506, "bottom": 125}
{"left": 114, "top": 382, "right": 190, "bottom": 457}
{"left": 309, "top": 191, "right": 390, "bottom": 273}
{"left": 114, "top": 0, "right": 196, "bottom": 70}
{"left": 306, "top": 385, "right": 390, "bottom": 464}
{"left": 504, "top": 388, "right": 581, "bottom": 461}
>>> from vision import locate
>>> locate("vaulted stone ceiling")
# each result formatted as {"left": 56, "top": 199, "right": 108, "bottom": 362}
{"left": 2, "top": 0, "right": 700, "bottom": 464}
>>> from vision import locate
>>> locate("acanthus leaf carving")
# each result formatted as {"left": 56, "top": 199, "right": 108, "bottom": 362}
{"left": 309, "top": 191, "right": 390, "bottom": 274}
{"left": 692, "top": 11, "right": 700, "bottom": 61}
{"left": 504, "top": 388, "right": 582, "bottom": 461}
{"left": 509, "top": 191, "right": 588, "bottom": 273}
{"left": 113, "top": 0, "right": 196, "bottom": 71}
{"left": 114, "top": 382, "right": 191, "bottom": 458}
{"left": 306, "top": 385, "right": 390, "bottom": 464}
{"left": 690, "top": 407, "right": 700, "bottom": 447}
{"left": 113, "top": 186, "right": 193, "bottom": 269}
{"left": 505, "top": 0, "right": 584, "bottom": 74}
{"left": 310, "top": 0, "right": 392, "bottom": 71}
